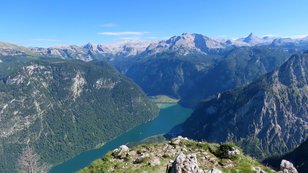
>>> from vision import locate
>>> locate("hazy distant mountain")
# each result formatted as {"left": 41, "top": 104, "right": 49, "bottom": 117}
{"left": 0, "top": 42, "right": 36, "bottom": 56}
{"left": 180, "top": 53, "right": 308, "bottom": 158}
{"left": 30, "top": 40, "right": 157, "bottom": 61}
{"left": 0, "top": 56, "right": 158, "bottom": 172}
{"left": 272, "top": 37, "right": 308, "bottom": 47}
{"left": 233, "top": 33, "right": 276, "bottom": 46}
{"left": 1, "top": 33, "right": 308, "bottom": 61}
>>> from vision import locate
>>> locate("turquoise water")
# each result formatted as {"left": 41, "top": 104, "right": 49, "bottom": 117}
{"left": 49, "top": 104, "right": 192, "bottom": 173}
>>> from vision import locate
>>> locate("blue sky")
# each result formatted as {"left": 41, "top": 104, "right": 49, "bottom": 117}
{"left": 0, "top": 0, "right": 308, "bottom": 47}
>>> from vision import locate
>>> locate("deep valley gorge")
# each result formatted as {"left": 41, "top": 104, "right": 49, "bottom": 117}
{"left": 1, "top": 2, "right": 308, "bottom": 171}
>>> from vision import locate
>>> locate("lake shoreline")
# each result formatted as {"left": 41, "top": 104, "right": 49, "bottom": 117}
{"left": 49, "top": 103, "right": 192, "bottom": 173}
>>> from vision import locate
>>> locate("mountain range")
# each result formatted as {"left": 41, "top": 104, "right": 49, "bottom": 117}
{"left": 179, "top": 53, "right": 308, "bottom": 159}
{"left": 0, "top": 33, "right": 307, "bottom": 172}
{"left": 1, "top": 33, "right": 308, "bottom": 61}
{"left": 0, "top": 34, "right": 306, "bottom": 109}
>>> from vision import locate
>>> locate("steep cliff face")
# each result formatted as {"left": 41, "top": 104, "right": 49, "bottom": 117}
{"left": 123, "top": 47, "right": 292, "bottom": 106}
{"left": 125, "top": 56, "right": 213, "bottom": 99}
{"left": 180, "top": 53, "right": 308, "bottom": 158}
{"left": 179, "top": 46, "right": 293, "bottom": 107}
{"left": 0, "top": 56, "right": 159, "bottom": 172}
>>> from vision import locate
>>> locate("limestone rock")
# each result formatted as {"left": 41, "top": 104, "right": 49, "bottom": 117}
{"left": 227, "top": 147, "right": 241, "bottom": 158}
{"left": 149, "top": 156, "right": 161, "bottom": 166}
{"left": 217, "top": 144, "right": 240, "bottom": 159}
{"left": 279, "top": 160, "right": 298, "bottom": 173}
{"left": 112, "top": 145, "right": 129, "bottom": 159}
{"left": 168, "top": 151, "right": 204, "bottom": 173}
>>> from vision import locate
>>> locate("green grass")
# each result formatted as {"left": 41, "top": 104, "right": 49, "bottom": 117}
{"left": 150, "top": 95, "right": 179, "bottom": 108}
{"left": 79, "top": 139, "right": 276, "bottom": 173}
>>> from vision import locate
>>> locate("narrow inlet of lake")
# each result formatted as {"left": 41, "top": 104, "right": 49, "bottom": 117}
{"left": 49, "top": 104, "right": 192, "bottom": 173}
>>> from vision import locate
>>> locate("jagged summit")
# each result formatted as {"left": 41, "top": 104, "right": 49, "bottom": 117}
{"left": 145, "top": 33, "right": 226, "bottom": 56}
{"left": 235, "top": 33, "right": 265, "bottom": 46}
{"left": 83, "top": 42, "right": 97, "bottom": 50}
{"left": 243, "top": 33, "right": 258, "bottom": 41}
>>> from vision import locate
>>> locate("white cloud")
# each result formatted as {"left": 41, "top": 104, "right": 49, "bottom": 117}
{"left": 147, "top": 36, "right": 159, "bottom": 39}
{"left": 287, "top": 34, "right": 308, "bottom": 39}
{"left": 98, "top": 32, "right": 150, "bottom": 36}
{"left": 119, "top": 37, "right": 141, "bottom": 40}
{"left": 261, "top": 34, "right": 308, "bottom": 39}
{"left": 261, "top": 34, "right": 277, "bottom": 37}
{"left": 100, "top": 23, "right": 118, "bottom": 28}
{"left": 29, "top": 38, "right": 60, "bottom": 42}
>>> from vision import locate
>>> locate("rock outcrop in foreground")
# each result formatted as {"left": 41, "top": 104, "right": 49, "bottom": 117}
{"left": 263, "top": 139, "right": 307, "bottom": 173}
{"left": 79, "top": 136, "right": 278, "bottom": 173}
{"left": 279, "top": 160, "right": 298, "bottom": 173}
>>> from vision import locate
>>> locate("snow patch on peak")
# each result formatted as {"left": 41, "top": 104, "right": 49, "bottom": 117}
{"left": 95, "top": 40, "right": 157, "bottom": 57}
{"left": 145, "top": 33, "right": 225, "bottom": 56}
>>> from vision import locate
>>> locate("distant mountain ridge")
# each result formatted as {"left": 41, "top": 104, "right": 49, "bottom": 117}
{"left": 179, "top": 53, "right": 308, "bottom": 158}
{"left": 0, "top": 34, "right": 305, "bottom": 108}
{"left": 1, "top": 33, "right": 308, "bottom": 61}
{"left": 30, "top": 40, "right": 157, "bottom": 61}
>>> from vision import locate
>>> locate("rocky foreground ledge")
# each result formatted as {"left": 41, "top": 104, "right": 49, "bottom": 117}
{"left": 79, "top": 136, "right": 297, "bottom": 173}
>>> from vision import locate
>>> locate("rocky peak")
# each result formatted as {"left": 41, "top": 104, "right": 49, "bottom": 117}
{"left": 244, "top": 33, "right": 258, "bottom": 41}
{"left": 80, "top": 137, "right": 275, "bottom": 173}
{"left": 145, "top": 33, "right": 225, "bottom": 56}
{"left": 83, "top": 43, "right": 97, "bottom": 51}
{"left": 241, "top": 33, "right": 263, "bottom": 45}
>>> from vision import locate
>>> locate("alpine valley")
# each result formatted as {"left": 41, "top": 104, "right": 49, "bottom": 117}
{"left": 0, "top": 33, "right": 307, "bottom": 173}
{"left": 0, "top": 55, "right": 158, "bottom": 172}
